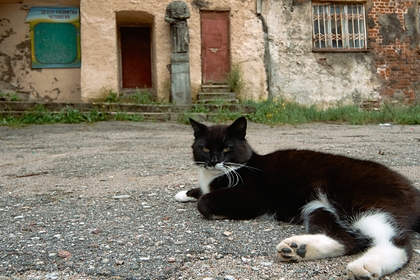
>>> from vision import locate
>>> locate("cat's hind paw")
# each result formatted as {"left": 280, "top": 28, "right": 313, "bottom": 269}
{"left": 174, "top": 190, "right": 197, "bottom": 202}
{"left": 347, "top": 261, "right": 381, "bottom": 280}
{"left": 276, "top": 238, "right": 307, "bottom": 262}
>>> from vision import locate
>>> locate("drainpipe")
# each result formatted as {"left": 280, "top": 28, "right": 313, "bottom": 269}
{"left": 256, "top": 0, "right": 272, "bottom": 98}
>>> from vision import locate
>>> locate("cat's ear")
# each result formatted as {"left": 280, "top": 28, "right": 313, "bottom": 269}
{"left": 227, "top": 117, "right": 247, "bottom": 139}
{"left": 189, "top": 118, "right": 207, "bottom": 138}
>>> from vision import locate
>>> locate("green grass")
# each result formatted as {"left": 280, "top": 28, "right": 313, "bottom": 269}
{"left": 1, "top": 99, "right": 419, "bottom": 126}
{"left": 0, "top": 92, "right": 22, "bottom": 101}
{"left": 105, "top": 88, "right": 158, "bottom": 105}
{"left": 1, "top": 105, "right": 107, "bottom": 126}
{"left": 245, "top": 99, "right": 420, "bottom": 125}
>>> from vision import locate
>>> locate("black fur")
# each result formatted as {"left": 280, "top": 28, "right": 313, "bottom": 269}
{"left": 184, "top": 117, "right": 420, "bottom": 259}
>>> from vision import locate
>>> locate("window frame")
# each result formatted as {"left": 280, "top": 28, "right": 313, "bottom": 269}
{"left": 312, "top": 1, "right": 369, "bottom": 53}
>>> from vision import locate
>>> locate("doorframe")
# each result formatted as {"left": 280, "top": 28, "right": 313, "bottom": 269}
{"left": 200, "top": 9, "right": 231, "bottom": 85}
{"left": 116, "top": 11, "right": 155, "bottom": 95}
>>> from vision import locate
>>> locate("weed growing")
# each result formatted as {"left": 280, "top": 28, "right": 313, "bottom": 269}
{"left": 245, "top": 99, "right": 420, "bottom": 125}
{"left": 1, "top": 98, "right": 419, "bottom": 126}
{"left": 227, "top": 63, "right": 244, "bottom": 93}
{"left": 1, "top": 105, "right": 106, "bottom": 126}
{"left": 0, "top": 92, "right": 22, "bottom": 102}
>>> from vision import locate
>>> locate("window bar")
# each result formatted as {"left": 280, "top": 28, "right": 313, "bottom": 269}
{"left": 357, "top": 4, "right": 361, "bottom": 48}
{"left": 342, "top": 5, "right": 348, "bottom": 49}
{"left": 355, "top": 5, "right": 359, "bottom": 48}
{"left": 360, "top": 5, "right": 365, "bottom": 48}
{"left": 351, "top": 4, "right": 356, "bottom": 49}
{"left": 317, "top": 5, "right": 322, "bottom": 48}
{"left": 333, "top": 4, "right": 338, "bottom": 48}
{"left": 326, "top": 4, "right": 331, "bottom": 48}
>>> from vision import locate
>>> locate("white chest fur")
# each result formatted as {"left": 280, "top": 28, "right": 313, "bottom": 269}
{"left": 199, "top": 168, "right": 224, "bottom": 195}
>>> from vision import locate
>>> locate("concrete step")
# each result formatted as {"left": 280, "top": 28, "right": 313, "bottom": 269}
{"left": 0, "top": 101, "right": 256, "bottom": 122}
{"left": 198, "top": 99, "right": 239, "bottom": 104}
{"left": 201, "top": 85, "right": 230, "bottom": 93}
{"left": 0, "top": 111, "right": 210, "bottom": 122}
{"left": 197, "top": 92, "right": 236, "bottom": 101}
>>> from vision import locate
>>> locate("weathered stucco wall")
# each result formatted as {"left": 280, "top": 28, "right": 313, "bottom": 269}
{"left": 0, "top": 1, "right": 81, "bottom": 102}
{"left": 261, "top": 0, "right": 382, "bottom": 108}
{"left": 80, "top": 0, "right": 267, "bottom": 102}
{"left": 3, "top": 0, "right": 418, "bottom": 106}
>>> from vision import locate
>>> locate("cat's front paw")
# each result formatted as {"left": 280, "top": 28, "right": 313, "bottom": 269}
{"left": 276, "top": 238, "right": 307, "bottom": 262}
{"left": 174, "top": 190, "right": 197, "bottom": 202}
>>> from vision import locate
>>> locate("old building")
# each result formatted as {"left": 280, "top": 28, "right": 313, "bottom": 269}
{"left": 0, "top": 0, "right": 419, "bottom": 107}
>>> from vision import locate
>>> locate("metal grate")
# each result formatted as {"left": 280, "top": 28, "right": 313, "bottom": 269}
{"left": 313, "top": 3, "right": 367, "bottom": 50}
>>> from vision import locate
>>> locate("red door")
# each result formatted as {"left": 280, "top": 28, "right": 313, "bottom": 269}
{"left": 201, "top": 11, "right": 230, "bottom": 84}
{"left": 120, "top": 27, "right": 152, "bottom": 88}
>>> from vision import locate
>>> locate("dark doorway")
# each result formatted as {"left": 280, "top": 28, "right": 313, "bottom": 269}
{"left": 120, "top": 27, "right": 152, "bottom": 88}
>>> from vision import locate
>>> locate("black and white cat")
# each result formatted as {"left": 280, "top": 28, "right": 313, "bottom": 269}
{"left": 175, "top": 117, "right": 420, "bottom": 280}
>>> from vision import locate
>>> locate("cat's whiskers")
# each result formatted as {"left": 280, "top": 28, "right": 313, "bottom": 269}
{"left": 223, "top": 162, "right": 244, "bottom": 188}
{"left": 226, "top": 162, "right": 262, "bottom": 173}
{"left": 194, "top": 161, "right": 207, "bottom": 167}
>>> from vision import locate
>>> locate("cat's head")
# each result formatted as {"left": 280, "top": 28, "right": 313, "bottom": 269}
{"left": 189, "top": 117, "right": 253, "bottom": 170}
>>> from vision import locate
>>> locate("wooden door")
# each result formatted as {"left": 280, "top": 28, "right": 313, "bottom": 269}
{"left": 120, "top": 27, "right": 152, "bottom": 88}
{"left": 201, "top": 11, "right": 230, "bottom": 84}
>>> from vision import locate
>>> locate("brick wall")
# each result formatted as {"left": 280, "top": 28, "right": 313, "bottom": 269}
{"left": 368, "top": 0, "right": 419, "bottom": 102}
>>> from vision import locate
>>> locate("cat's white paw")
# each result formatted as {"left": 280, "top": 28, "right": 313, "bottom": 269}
{"left": 347, "top": 260, "right": 381, "bottom": 280}
{"left": 174, "top": 190, "right": 197, "bottom": 202}
{"left": 346, "top": 242, "right": 407, "bottom": 280}
{"left": 276, "top": 234, "right": 345, "bottom": 262}
{"left": 276, "top": 237, "right": 308, "bottom": 262}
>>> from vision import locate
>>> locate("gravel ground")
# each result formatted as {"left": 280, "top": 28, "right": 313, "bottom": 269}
{"left": 0, "top": 121, "right": 419, "bottom": 280}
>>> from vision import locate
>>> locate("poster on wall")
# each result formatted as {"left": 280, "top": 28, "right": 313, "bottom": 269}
{"left": 26, "top": 7, "right": 81, "bottom": 68}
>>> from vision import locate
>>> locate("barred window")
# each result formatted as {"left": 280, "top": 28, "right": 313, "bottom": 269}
{"left": 312, "top": 3, "right": 367, "bottom": 51}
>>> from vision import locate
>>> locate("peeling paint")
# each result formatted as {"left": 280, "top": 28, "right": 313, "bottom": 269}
{"left": 0, "top": 53, "right": 13, "bottom": 84}
{"left": 191, "top": 0, "right": 211, "bottom": 10}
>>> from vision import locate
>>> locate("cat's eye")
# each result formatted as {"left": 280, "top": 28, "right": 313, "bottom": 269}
{"left": 202, "top": 147, "right": 210, "bottom": 153}
{"left": 223, "top": 147, "right": 230, "bottom": 153}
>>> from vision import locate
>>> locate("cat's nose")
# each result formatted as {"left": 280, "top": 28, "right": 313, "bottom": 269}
{"left": 210, "top": 154, "right": 220, "bottom": 166}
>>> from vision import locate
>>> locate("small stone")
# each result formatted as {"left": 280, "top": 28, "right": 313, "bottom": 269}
{"left": 101, "top": 258, "right": 110, "bottom": 264}
{"left": 112, "top": 195, "right": 131, "bottom": 199}
{"left": 91, "top": 228, "right": 103, "bottom": 234}
{"left": 215, "top": 254, "right": 224, "bottom": 259}
{"left": 115, "top": 259, "right": 124, "bottom": 265}
{"left": 45, "top": 272, "right": 60, "bottom": 279}
{"left": 241, "top": 256, "right": 250, "bottom": 263}
{"left": 167, "top": 257, "right": 176, "bottom": 263}
{"left": 57, "top": 250, "right": 72, "bottom": 259}
{"left": 223, "top": 231, "right": 232, "bottom": 236}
